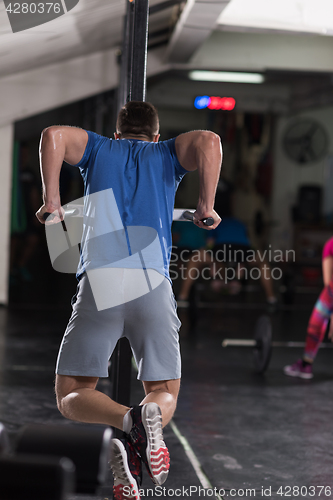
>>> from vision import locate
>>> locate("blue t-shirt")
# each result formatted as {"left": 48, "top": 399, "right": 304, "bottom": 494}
{"left": 211, "top": 217, "right": 250, "bottom": 246}
{"left": 74, "top": 131, "right": 187, "bottom": 280}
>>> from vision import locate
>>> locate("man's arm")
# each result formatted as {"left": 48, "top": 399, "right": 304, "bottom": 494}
{"left": 35, "top": 126, "right": 88, "bottom": 224}
{"left": 175, "top": 130, "right": 222, "bottom": 229}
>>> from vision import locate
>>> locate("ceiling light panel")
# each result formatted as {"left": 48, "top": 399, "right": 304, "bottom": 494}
{"left": 189, "top": 70, "right": 265, "bottom": 83}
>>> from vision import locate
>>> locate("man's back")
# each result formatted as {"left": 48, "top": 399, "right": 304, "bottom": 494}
{"left": 76, "top": 133, "right": 187, "bottom": 280}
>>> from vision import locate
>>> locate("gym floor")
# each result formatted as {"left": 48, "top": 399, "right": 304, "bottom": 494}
{"left": 1, "top": 284, "right": 333, "bottom": 500}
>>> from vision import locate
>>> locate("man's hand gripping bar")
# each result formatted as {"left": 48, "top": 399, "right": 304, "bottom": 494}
{"left": 181, "top": 210, "right": 214, "bottom": 226}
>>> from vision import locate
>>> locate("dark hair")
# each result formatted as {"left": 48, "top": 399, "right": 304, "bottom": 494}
{"left": 116, "top": 101, "right": 159, "bottom": 140}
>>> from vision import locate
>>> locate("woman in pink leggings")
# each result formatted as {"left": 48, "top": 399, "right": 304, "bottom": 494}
{"left": 284, "top": 237, "right": 333, "bottom": 379}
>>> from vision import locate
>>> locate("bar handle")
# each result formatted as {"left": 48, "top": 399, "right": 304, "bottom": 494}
{"left": 182, "top": 210, "right": 214, "bottom": 226}
{"left": 43, "top": 208, "right": 79, "bottom": 221}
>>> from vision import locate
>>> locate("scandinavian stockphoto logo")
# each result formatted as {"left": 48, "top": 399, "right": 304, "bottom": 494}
{"left": 4, "top": 0, "right": 80, "bottom": 33}
{"left": 44, "top": 189, "right": 165, "bottom": 311}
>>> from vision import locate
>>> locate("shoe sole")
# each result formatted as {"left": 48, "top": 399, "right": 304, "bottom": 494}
{"left": 284, "top": 368, "right": 313, "bottom": 379}
{"left": 141, "top": 403, "right": 170, "bottom": 485}
{"left": 110, "top": 439, "right": 141, "bottom": 500}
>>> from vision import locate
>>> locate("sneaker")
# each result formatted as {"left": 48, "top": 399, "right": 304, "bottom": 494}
{"left": 284, "top": 359, "right": 313, "bottom": 379}
{"left": 128, "top": 403, "right": 170, "bottom": 485}
{"left": 110, "top": 438, "right": 142, "bottom": 500}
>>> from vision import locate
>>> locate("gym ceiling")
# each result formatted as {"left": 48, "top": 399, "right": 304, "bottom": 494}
{"left": 0, "top": 0, "right": 333, "bottom": 116}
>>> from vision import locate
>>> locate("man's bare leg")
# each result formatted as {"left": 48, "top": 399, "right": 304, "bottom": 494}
{"left": 141, "top": 379, "right": 180, "bottom": 427}
{"left": 55, "top": 374, "right": 129, "bottom": 430}
{"left": 55, "top": 375, "right": 180, "bottom": 430}
{"left": 56, "top": 374, "right": 180, "bottom": 492}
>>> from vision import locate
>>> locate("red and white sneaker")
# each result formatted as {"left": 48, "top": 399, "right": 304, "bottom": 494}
{"left": 128, "top": 403, "right": 170, "bottom": 485}
{"left": 284, "top": 359, "right": 313, "bottom": 379}
{"left": 110, "top": 438, "right": 142, "bottom": 500}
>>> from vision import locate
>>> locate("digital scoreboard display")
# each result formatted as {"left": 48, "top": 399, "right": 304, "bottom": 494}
{"left": 194, "top": 96, "right": 236, "bottom": 110}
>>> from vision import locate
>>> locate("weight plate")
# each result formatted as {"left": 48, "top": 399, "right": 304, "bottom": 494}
{"left": 253, "top": 315, "right": 272, "bottom": 374}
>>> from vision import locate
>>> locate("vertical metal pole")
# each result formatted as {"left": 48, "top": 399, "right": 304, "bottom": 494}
{"left": 111, "top": 338, "right": 132, "bottom": 408}
{"left": 117, "top": 0, "right": 135, "bottom": 111}
{"left": 131, "top": 0, "right": 149, "bottom": 101}
{"left": 112, "top": 0, "right": 150, "bottom": 411}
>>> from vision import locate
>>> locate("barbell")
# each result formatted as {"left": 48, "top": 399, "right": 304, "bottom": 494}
{"left": 222, "top": 316, "right": 333, "bottom": 374}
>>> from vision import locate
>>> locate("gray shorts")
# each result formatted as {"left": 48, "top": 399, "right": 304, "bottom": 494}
{"left": 55, "top": 270, "right": 182, "bottom": 381}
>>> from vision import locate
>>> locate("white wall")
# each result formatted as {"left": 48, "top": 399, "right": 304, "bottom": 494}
{"left": 0, "top": 124, "right": 14, "bottom": 305}
{"left": 271, "top": 107, "right": 333, "bottom": 253}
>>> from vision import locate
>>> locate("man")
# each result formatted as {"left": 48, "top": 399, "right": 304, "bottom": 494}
{"left": 36, "top": 101, "right": 222, "bottom": 499}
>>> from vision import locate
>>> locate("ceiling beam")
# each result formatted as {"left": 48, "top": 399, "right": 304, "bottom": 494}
{"left": 164, "top": 0, "right": 231, "bottom": 63}
{"left": 149, "top": 0, "right": 183, "bottom": 16}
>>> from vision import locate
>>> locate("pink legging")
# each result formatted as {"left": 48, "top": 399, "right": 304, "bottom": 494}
{"left": 304, "top": 277, "right": 333, "bottom": 361}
